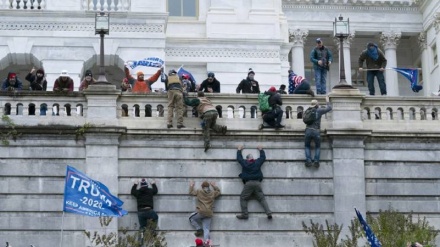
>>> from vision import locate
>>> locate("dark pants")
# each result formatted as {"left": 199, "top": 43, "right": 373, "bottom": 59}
{"left": 305, "top": 128, "right": 321, "bottom": 162}
{"left": 292, "top": 81, "right": 311, "bottom": 94}
{"left": 203, "top": 110, "right": 224, "bottom": 146}
{"left": 263, "top": 108, "right": 283, "bottom": 127}
{"left": 137, "top": 208, "right": 158, "bottom": 230}
{"left": 240, "top": 180, "right": 271, "bottom": 216}
{"left": 367, "top": 70, "right": 387, "bottom": 95}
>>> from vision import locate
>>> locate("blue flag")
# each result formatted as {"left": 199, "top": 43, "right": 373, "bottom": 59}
{"left": 177, "top": 66, "right": 197, "bottom": 85}
{"left": 355, "top": 208, "right": 382, "bottom": 247}
{"left": 63, "top": 166, "right": 127, "bottom": 217}
{"left": 392, "top": 68, "right": 422, "bottom": 93}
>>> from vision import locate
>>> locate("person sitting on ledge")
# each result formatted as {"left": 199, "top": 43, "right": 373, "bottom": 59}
{"left": 262, "top": 86, "right": 284, "bottom": 129}
{"left": 288, "top": 70, "right": 314, "bottom": 97}
{"left": 1, "top": 72, "right": 23, "bottom": 92}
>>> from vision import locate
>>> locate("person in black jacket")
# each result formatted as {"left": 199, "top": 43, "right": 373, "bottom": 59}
{"left": 199, "top": 72, "right": 220, "bottom": 93}
{"left": 131, "top": 178, "right": 158, "bottom": 232}
{"left": 236, "top": 68, "right": 260, "bottom": 94}
{"left": 236, "top": 144, "right": 272, "bottom": 220}
{"left": 25, "top": 67, "right": 47, "bottom": 91}
{"left": 262, "top": 86, "right": 284, "bottom": 128}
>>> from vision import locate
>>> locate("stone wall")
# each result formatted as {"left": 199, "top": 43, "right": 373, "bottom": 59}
{"left": 0, "top": 86, "right": 440, "bottom": 246}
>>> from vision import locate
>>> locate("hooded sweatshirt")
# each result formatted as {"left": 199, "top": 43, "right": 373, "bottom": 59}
{"left": 25, "top": 69, "right": 47, "bottom": 91}
{"left": 189, "top": 185, "right": 221, "bottom": 217}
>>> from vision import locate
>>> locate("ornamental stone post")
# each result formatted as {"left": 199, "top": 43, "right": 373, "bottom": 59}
{"left": 380, "top": 31, "right": 401, "bottom": 96}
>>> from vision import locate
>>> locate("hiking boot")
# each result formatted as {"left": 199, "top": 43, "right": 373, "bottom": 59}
{"left": 167, "top": 124, "right": 173, "bottom": 129}
{"left": 236, "top": 214, "right": 249, "bottom": 220}
{"left": 177, "top": 124, "right": 186, "bottom": 129}
{"left": 221, "top": 126, "right": 227, "bottom": 135}
{"left": 267, "top": 213, "right": 273, "bottom": 220}
{"left": 307, "top": 89, "right": 315, "bottom": 97}
{"left": 305, "top": 161, "right": 313, "bottom": 167}
{"left": 313, "top": 161, "right": 320, "bottom": 168}
{"left": 204, "top": 144, "right": 211, "bottom": 152}
{"left": 194, "top": 229, "right": 204, "bottom": 237}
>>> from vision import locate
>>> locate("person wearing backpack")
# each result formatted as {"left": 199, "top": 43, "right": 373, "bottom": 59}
{"left": 261, "top": 87, "right": 284, "bottom": 128}
{"left": 303, "top": 96, "right": 332, "bottom": 168}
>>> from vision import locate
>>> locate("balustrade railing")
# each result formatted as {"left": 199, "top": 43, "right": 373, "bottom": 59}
{"left": 83, "top": 0, "right": 130, "bottom": 12}
{"left": 0, "top": 0, "right": 45, "bottom": 10}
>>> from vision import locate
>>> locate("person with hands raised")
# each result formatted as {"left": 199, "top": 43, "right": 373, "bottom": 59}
{"left": 130, "top": 178, "right": 159, "bottom": 239}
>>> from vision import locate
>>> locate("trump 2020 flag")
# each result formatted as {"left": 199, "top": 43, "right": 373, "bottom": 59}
{"left": 127, "top": 57, "right": 164, "bottom": 69}
{"left": 355, "top": 208, "right": 382, "bottom": 247}
{"left": 177, "top": 66, "right": 197, "bottom": 85}
{"left": 63, "top": 166, "right": 127, "bottom": 217}
{"left": 392, "top": 68, "right": 422, "bottom": 92}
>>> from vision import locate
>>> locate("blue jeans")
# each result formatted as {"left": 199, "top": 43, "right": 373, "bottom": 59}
{"left": 305, "top": 128, "right": 321, "bottom": 162}
{"left": 314, "top": 67, "right": 327, "bottom": 94}
{"left": 137, "top": 209, "right": 158, "bottom": 230}
{"left": 367, "top": 71, "right": 387, "bottom": 95}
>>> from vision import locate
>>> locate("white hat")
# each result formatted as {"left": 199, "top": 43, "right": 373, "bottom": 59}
{"left": 60, "top": 70, "right": 69, "bottom": 77}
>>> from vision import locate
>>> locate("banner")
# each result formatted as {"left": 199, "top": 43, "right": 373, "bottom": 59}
{"left": 63, "top": 166, "right": 127, "bottom": 217}
{"left": 392, "top": 68, "right": 422, "bottom": 92}
{"left": 127, "top": 57, "right": 164, "bottom": 69}
{"left": 355, "top": 208, "right": 382, "bottom": 247}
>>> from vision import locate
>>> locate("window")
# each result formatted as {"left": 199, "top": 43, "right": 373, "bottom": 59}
{"left": 168, "top": 0, "right": 197, "bottom": 17}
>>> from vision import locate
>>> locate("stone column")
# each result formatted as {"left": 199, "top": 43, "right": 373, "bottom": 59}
{"left": 433, "top": 17, "right": 440, "bottom": 94}
{"left": 280, "top": 43, "right": 291, "bottom": 86}
{"left": 380, "top": 31, "right": 401, "bottom": 96}
{"left": 83, "top": 84, "right": 121, "bottom": 126}
{"left": 418, "top": 32, "right": 430, "bottom": 97}
{"left": 289, "top": 29, "right": 308, "bottom": 77}
{"left": 333, "top": 33, "right": 355, "bottom": 85}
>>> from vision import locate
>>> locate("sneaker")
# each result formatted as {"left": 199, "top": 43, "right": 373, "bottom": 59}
{"left": 313, "top": 161, "right": 320, "bottom": 168}
{"left": 204, "top": 144, "right": 211, "bottom": 152}
{"left": 167, "top": 124, "right": 173, "bottom": 129}
{"left": 221, "top": 126, "right": 227, "bottom": 135}
{"left": 275, "top": 124, "right": 285, "bottom": 129}
{"left": 236, "top": 214, "right": 249, "bottom": 220}
{"left": 267, "top": 213, "right": 273, "bottom": 220}
{"left": 194, "top": 229, "right": 203, "bottom": 237}
{"left": 305, "top": 161, "right": 313, "bottom": 167}
{"left": 177, "top": 124, "right": 186, "bottom": 129}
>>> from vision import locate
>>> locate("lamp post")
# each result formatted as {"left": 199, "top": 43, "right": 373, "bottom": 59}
{"left": 95, "top": 12, "right": 110, "bottom": 84}
{"left": 332, "top": 15, "right": 354, "bottom": 89}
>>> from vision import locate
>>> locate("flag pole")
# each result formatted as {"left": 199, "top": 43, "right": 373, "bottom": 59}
{"left": 59, "top": 211, "right": 65, "bottom": 247}
{"left": 361, "top": 68, "right": 422, "bottom": 71}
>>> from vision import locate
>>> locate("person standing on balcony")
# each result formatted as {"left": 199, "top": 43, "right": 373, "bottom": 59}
{"left": 79, "top": 70, "right": 97, "bottom": 91}
{"left": 1, "top": 72, "right": 23, "bottom": 92}
{"left": 236, "top": 68, "right": 260, "bottom": 94}
{"left": 189, "top": 180, "right": 221, "bottom": 246}
{"left": 199, "top": 72, "right": 220, "bottom": 93}
{"left": 304, "top": 96, "right": 332, "bottom": 168}
{"left": 124, "top": 65, "right": 161, "bottom": 93}
{"left": 163, "top": 69, "right": 185, "bottom": 129}
{"left": 131, "top": 178, "right": 158, "bottom": 243}
{"left": 184, "top": 91, "right": 227, "bottom": 152}
{"left": 25, "top": 67, "right": 47, "bottom": 91}
{"left": 358, "top": 42, "right": 387, "bottom": 96}
{"left": 236, "top": 144, "right": 272, "bottom": 220}
{"left": 53, "top": 70, "right": 74, "bottom": 92}
{"left": 310, "top": 38, "right": 332, "bottom": 95}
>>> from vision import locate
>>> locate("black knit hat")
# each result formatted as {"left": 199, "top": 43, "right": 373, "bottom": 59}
{"left": 85, "top": 70, "right": 93, "bottom": 77}
{"left": 248, "top": 68, "right": 255, "bottom": 76}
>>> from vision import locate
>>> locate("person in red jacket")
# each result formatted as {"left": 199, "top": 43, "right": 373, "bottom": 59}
{"left": 124, "top": 65, "right": 161, "bottom": 93}
{"left": 53, "top": 70, "right": 74, "bottom": 92}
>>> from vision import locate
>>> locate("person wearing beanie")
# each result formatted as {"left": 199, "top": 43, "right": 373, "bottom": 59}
{"left": 310, "top": 38, "right": 333, "bottom": 95}
{"left": 358, "top": 42, "right": 387, "bottom": 95}
{"left": 53, "top": 70, "right": 74, "bottom": 92}
{"left": 288, "top": 70, "right": 315, "bottom": 97}
{"left": 124, "top": 63, "right": 161, "bottom": 93}
{"left": 184, "top": 91, "right": 227, "bottom": 151}
{"left": 162, "top": 68, "right": 185, "bottom": 129}
{"left": 79, "top": 70, "right": 97, "bottom": 91}
{"left": 189, "top": 180, "right": 221, "bottom": 245}
{"left": 262, "top": 86, "right": 284, "bottom": 128}
{"left": 2, "top": 72, "right": 23, "bottom": 92}
{"left": 303, "top": 95, "right": 332, "bottom": 168}
{"left": 25, "top": 67, "right": 47, "bottom": 91}
{"left": 236, "top": 144, "right": 272, "bottom": 220}
{"left": 131, "top": 178, "right": 159, "bottom": 240}
{"left": 199, "top": 72, "right": 220, "bottom": 93}
{"left": 277, "top": 84, "right": 287, "bottom": 94}
{"left": 195, "top": 238, "right": 204, "bottom": 247}
{"left": 236, "top": 68, "right": 260, "bottom": 94}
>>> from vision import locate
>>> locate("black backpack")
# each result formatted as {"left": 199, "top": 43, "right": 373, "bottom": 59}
{"left": 303, "top": 107, "right": 317, "bottom": 125}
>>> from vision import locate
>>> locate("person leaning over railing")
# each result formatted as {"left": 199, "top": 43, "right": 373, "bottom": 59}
{"left": 198, "top": 72, "right": 222, "bottom": 118}
{"left": 1, "top": 72, "right": 23, "bottom": 92}
{"left": 79, "top": 70, "right": 97, "bottom": 91}
{"left": 53, "top": 70, "right": 74, "bottom": 92}
{"left": 25, "top": 67, "right": 47, "bottom": 91}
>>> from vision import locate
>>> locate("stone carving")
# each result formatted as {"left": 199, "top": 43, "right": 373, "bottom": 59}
{"left": 380, "top": 31, "right": 401, "bottom": 49}
{"left": 288, "top": 29, "right": 308, "bottom": 46}
{"left": 434, "top": 13, "right": 440, "bottom": 34}
{"left": 0, "top": 22, "right": 164, "bottom": 33}
{"left": 418, "top": 31, "right": 427, "bottom": 50}
{"left": 166, "top": 48, "right": 280, "bottom": 59}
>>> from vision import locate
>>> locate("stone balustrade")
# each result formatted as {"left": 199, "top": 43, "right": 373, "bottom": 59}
{"left": 0, "top": 0, "right": 45, "bottom": 9}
